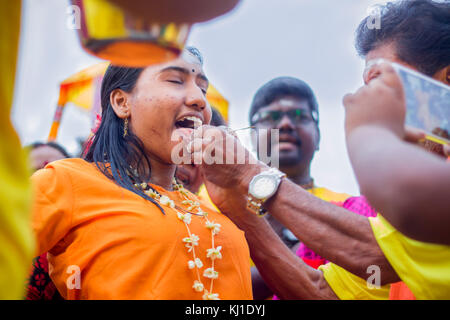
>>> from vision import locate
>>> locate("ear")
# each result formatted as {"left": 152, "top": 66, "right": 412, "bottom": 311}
{"left": 110, "top": 88, "right": 131, "bottom": 119}
{"left": 433, "top": 65, "right": 450, "bottom": 86}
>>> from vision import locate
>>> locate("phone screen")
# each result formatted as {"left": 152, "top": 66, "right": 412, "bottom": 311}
{"left": 391, "top": 63, "right": 450, "bottom": 145}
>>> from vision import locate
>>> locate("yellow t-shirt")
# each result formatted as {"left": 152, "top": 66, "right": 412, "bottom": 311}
{"left": 320, "top": 214, "right": 450, "bottom": 300}
{"left": 369, "top": 214, "right": 450, "bottom": 300}
{"left": 0, "top": 0, "right": 35, "bottom": 299}
{"left": 319, "top": 263, "right": 390, "bottom": 300}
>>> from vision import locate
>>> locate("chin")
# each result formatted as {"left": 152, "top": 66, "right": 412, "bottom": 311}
{"left": 276, "top": 149, "right": 302, "bottom": 166}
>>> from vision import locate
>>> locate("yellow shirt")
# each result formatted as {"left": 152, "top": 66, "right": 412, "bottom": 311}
{"left": 319, "top": 262, "right": 390, "bottom": 300}
{"left": 320, "top": 214, "right": 450, "bottom": 300}
{"left": 369, "top": 215, "right": 450, "bottom": 300}
{"left": 0, "top": 0, "right": 35, "bottom": 299}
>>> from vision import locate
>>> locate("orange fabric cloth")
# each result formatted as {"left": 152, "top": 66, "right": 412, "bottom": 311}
{"left": 389, "top": 282, "right": 416, "bottom": 300}
{"left": 31, "top": 158, "right": 252, "bottom": 300}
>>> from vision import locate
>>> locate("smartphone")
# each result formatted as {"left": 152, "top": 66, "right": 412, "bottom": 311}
{"left": 391, "top": 62, "right": 450, "bottom": 145}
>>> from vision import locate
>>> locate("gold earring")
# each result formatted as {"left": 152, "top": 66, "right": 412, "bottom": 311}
{"left": 123, "top": 118, "right": 128, "bottom": 138}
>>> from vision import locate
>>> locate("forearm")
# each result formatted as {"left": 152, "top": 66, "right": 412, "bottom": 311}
{"left": 231, "top": 211, "right": 337, "bottom": 300}
{"left": 260, "top": 179, "right": 399, "bottom": 284}
{"left": 347, "top": 125, "right": 450, "bottom": 244}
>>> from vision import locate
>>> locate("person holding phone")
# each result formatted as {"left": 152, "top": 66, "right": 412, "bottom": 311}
{"left": 191, "top": 0, "right": 450, "bottom": 300}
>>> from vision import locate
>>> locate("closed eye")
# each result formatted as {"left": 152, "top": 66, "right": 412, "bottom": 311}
{"left": 168, "top": 80, "right": 183, "bottom": 84}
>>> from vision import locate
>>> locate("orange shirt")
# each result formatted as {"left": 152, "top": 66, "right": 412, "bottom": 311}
{"left": 389, "top": 282, "right": 416, "bottom": 300}
{"left": 31, "top": 158, "right": 252, "bottom": 300}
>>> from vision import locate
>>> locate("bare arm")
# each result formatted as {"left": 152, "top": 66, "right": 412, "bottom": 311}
{"left": 346, "top": 126, "right": 450, "bottom": 245}
{"left": 343, "top": 63, "right": 450, "bottom": 245}
{"left": 251, "top": 240, "right": 300, "bottom": 300}
{"left": 195, "top": 126, "right": 399, "bottom": 288}
{"left": 262, "top": 178, "right": 399, "bottom": 285}
{"left": 218, "top": 191, "right": 338, "bottom": 300}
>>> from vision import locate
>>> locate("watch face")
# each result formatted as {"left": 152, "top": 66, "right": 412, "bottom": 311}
{"left": 252, "top": 176, "right": 277, "bottom": 199}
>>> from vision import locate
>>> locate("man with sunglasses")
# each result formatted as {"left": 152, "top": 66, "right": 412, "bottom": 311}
{"left": 248, "top": 77, "right": 351, "bottom": 299}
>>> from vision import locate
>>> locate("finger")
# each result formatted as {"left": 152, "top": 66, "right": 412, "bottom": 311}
{"left": 342, "top": 83, "right": 369, "bottom": 109}
{"left": 376, "top": 62, "right": 403, "bottom": 93}
{"left": 444, "top": 144, "right": 450, "bottom": 157}
{"left": 404, "top": 125, "right": 426, "bottom": 143}
{"left": 342, "top": 93, "right": 355, "bottom": 109}
{"left": 187, "top": 137, "right": 213, "bottom": 154}
{"left": 363, "top": 58, "right": 386, "bottom": 84}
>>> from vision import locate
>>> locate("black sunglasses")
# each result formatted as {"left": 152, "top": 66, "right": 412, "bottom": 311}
{"left": 251, "top": 109, "right": 318, "bottom": 126}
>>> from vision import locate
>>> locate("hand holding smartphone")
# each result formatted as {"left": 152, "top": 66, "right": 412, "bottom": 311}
{"left": 364, "top": 59, "right": 450, "bottom": 146}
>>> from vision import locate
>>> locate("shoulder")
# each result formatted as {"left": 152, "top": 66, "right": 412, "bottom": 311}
{"left": 31, "top": 158, "right": 103, "bottom": 193}
{"left": 44, "top": 158, "right": 94, "bottom": 173}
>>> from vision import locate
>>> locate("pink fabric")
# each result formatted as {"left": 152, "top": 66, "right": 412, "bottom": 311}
{"left": 296, "top": 195, "right": 377, "bottom": 264}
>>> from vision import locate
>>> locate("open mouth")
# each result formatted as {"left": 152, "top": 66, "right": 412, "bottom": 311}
{"left": 175, "top": 116, "right": 203, "bottom": 130}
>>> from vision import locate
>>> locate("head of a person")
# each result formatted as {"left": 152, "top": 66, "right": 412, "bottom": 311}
{"left": 356, "top": 0, "right": 450, "bottom": 85}
{"left": 28, "top": 141, "right": 70, "bottom": 172}
{"left": 84, "top": 46, "right": 211, "bottom": 205}
{"left": 249, "top": 77, "right": 320, "bottom": 177}
{"left": 356, "top": 0, "right": 450, "bottom": 156}
{"left": 175, "top": 107, "right": 226, "bottom": 194}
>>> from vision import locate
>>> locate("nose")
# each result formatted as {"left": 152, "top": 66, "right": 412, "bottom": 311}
{"left": 277, "top": 114, "right": 295, "bottom": 132}
{"left": 185, "top": 83, "right": 207, "bottom": 110}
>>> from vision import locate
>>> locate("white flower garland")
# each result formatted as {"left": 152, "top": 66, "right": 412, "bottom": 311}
{"left": 135, "top": 179, "right": 223, "bottom": 300}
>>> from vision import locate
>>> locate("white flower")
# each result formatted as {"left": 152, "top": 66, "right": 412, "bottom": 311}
{"left": 193, "top": 281, "right": 204, "bottom": 292}
{"left": 160, "top": 195, "right": 175, "bottom": 208}
{"left": 145, "top": 189, "right": 159, "bottom": 199}
{"left": 205, "top": 221, "right": 221, "bottom": 235}
{"left": 183, "top": 234, "right": 199, "bottom": 252}
{"left": 203, "top": 267, "right": 219, "bottom": 279}
{"left": 177, "top": 212, "right": 192, "bottom": 224}
{"left": 194, "top": 258, "right": 203, "bottom": 268}
{"left": 199, "top": 209, "right": 208, "bottom": 217}
{"left": 206, "top": 246, "right": 222, "bottom": 260}
{"left": 188, "top": 258, "right": 203, "bottom": 269}
{"left": 202, "top": 291, "right": 220, "bottom": 300}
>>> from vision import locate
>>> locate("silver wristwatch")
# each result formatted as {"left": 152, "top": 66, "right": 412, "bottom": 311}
{"left": 247, "top": 167, "right": 286, "bottom": 216}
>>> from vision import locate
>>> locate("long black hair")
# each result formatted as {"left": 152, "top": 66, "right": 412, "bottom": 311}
{"left": 83, "top": 65, "right": 165, "bottom": 213}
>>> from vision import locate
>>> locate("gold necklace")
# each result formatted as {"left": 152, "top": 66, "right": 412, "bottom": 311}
{"left": 134, "top": 179, "right": 222, "bottom": 300}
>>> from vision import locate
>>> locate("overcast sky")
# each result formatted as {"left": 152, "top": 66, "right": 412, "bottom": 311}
{"left": 12, "top": 0, "right": 387, "bottom": 196}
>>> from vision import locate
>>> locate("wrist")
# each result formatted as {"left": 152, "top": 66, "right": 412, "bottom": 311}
{"left": 237, "top": 161, "right": 268, "bottom": 196}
